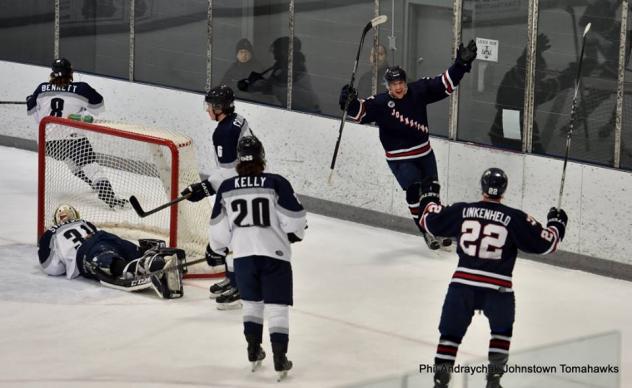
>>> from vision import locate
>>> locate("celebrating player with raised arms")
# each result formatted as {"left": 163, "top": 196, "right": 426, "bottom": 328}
{"left": 26, "top": 58, "right": 127, "bottom": 209}
{"left": 38, "top": 204, "right": 186, "bottom": 299}
{"left": 181, "top": 84, "right": 254, "bottom": 309}
{"left": 339, "top": 40, "right": 477, "bottom": 250}
{"left": 207, "top": 136, "right": 307, "bottom": 381}
{"left": 417, "top": 168, "right": 568, "bottom": 388}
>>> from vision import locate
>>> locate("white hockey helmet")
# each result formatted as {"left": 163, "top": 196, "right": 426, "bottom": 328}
{"left": 53, "top": 204, "right": 80, "bottom": 224}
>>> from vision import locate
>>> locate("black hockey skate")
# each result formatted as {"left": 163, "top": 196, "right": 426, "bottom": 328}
{"left": 423, "top": 232, "right": 441, "bottom": 250}
{"left": 441, "top": 237, "right": 452, "bottom": 248}
{"left": 209, "top": 278, "right": 231, "bottom": 299}
{"left": 433, "top": 364, "right": 451, "bottom": 388}
{"left": 216, "top": 287, "right": 242, "bottom": 310}
{"left": 486, "top": 372, "right": 503, "bottom": 388}
{"left": 274, "top": 356, "right": 293, "bottom": 382}
{"left": 248, "top": 346, "right": 266, "bottom": 372}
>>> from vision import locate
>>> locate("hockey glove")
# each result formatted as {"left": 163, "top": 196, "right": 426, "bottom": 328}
{"left": 418, "top": 178, "right": 441, "bottom": 213}
{"left": 339, "top": 84, "right": 358, "bottom": 111}
{"left": 547, "top": 207, "right": 567, "bottom": 240}
{"left": 181, "top": 180, "right": 215, "bottom": 202}
{"left": 206, "top": 244, "right": 227, "bottom": 267}
{"left": 455, "top": 39, "right": 477, "bottom": 71}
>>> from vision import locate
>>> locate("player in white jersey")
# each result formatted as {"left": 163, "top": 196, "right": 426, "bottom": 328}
{"left": 26, "top": 58, "right": 127, "bottom": 209}
{"left": 38, "top": 204, "right": 186, "bottom": 299}
{"left": 181, "top": 85, "right": 254, "bottom": 309}
{"left": 208, "top": 136, "right": 307, "bottom": 380}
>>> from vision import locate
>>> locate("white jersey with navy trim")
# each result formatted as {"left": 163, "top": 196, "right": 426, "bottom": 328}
{"left": 37, "top": 219, "right": 98, "bottom": 279}
{"left": 209, "top": 173, "right": 307, "bottom": 262}
{"left": 26, "top": 81, "right": 105, "bottom": 130}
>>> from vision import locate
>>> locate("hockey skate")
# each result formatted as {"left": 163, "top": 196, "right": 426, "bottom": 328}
{"left": 423, "top": 232, "right": 441, "bottom": 250}
{"left": 248, "top": 347, "right": 266, "bottom": 372}
{"left": 209, "top": 278, "right": 231, "bottom": 299}
{"left": 433, "top": 364, "right": 451, "bottom": 388}
{"left": 216, "top": 287, "right": 242, "bottom": 310}
{"left": 486, "top": 372, "right": 503, "bottom": 388}
{"left": 440, "top": 237, "right": 453, "bottom": 250}
{"left": 274, "top": 356, "right": 293, "bottom": 382}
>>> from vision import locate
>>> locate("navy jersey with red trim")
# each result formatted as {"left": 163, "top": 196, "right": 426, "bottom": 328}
{"left": 346, "top": 63, "right": 468, "bottom": 161}
{"left": 209, "top": 173, "right": 307, "bottom": 262}
{"left": 420, "top": 201, "right": 565, "bottom": 291}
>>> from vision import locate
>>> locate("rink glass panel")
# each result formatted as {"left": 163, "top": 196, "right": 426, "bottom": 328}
{"left": 211, "top": 0, "right": 289, "bottom": 108}
{"left": 133, "top": 0, "right": 208, "bottom": 91}
{"left": 58, "top": 0, "right": 130, "bottom": 79}
{"left": 534, "top": 1, "right": 621, "bottom": 166}
{"left": 457, "top": 1, "right": 530, "bottom": 149}
{"left": 621, "top": 7, "right": 632, "bottom": 170}
{"left": 292, "top": 0, "right": 374, "bottom": 116}
{"left": 0, "top": 0, "right": 54, "bottom": 66}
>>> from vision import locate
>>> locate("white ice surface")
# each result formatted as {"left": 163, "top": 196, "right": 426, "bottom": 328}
{"left": 0, "top": 146, "right": 631, "bottom": 388}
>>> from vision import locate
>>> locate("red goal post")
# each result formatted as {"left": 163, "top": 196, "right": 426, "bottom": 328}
{"left": 38, "top": 116, "right": 221, "bottom": 278}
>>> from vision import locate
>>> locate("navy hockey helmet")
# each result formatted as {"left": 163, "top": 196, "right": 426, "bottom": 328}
{"left": 51, "top": 58, "right": 72, "bottom": 77}
{"left": 237, "top": 136, "right": 265, "bottom": 163}
{"left": 384, "top": 66, "right": 407, "bottom": 83}
{"left": 481, "top": 168, "right": 508, "bottom": 199}
{"left": 205, "top": 84, "right": 235, "bottom": 112}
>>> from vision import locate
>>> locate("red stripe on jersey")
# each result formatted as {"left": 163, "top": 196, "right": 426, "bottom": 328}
{"left": 385, "top": 143, "right": 431, "bottom": 158}
{"left": 452, "top": 272, "right": 513, "bottom": 288}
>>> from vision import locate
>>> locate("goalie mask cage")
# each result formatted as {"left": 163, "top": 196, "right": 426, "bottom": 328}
{"left": 37, "top": 116, "right": 221, "bottom": 278}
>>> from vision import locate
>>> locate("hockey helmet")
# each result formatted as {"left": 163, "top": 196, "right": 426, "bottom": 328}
{"left": 51, "top": 58, "right": 73, "bottom": 77}
{"left": 205, "top": 84, "right": 235, "bottom": 111}
{"left": 53, "top": 204, "right": 80, "bottom": 224}
{"left": 237, "top": 136, "right": 265, "bottom": 163}
{"left": 384, "top": 66, "right": 407, "bottom": 83}
{"left": 481, "top": 168, "right": 508, "bottom": 199}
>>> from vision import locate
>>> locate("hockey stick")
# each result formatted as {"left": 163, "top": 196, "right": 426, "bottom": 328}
{"left": 129, "top": 193, "right": 191, "bottom": 218}
{"left": 559, "top": 23, "right": 591, "bottom": 209}
{"left": 0, "top": 101, "right": 26, "bottom": 104}
{"left": 328, "top": 15, "right": 388, "bottom": 184}
{"left": 566, "top": 6, "right": 591, "bottom": 151}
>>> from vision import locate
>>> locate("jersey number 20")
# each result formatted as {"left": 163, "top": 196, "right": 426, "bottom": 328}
{"left": 232, "top": 198, "right": 271, "bottom": 227}
{"left": 460, "top": 220, "right": 508, "bottom": 259}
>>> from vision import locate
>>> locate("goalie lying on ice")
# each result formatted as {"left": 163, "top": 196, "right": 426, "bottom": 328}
{"left": 37, "top": 204, "right": 186, "bottom": 299}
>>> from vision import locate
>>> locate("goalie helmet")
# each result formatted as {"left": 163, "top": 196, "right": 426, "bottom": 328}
{"left": 384, "top": 66, "right": 407, "bottom": 83}
{"left": 237, "top": 135, "right": 265, "bottom": 163}
{"left": 53, "top": 204, "right": 80, "bottom": 224}
{"left": 481, "top": 168, "right": 508, "bottom": 199}
{"left": 205, "top": 84, "right": 235, "bottom": 112}
{"left": 51, "top": 58, "right": 73, "bottom": 77}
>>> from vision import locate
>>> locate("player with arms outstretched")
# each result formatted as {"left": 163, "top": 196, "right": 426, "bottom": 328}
{"left": 181, "top": 84, "right": 254, "bottom": 309}
{"left": 339, "top": 41, "right": 477, "bottom": 250}
{"left": 27, "top": 58, "right": 127, "bottom": 209}
{"left": 418, "top": 168, "right": 568, "bottom": 388}
{"left": 38, "top": 204, "right": 186, "bottom": 299}
{"left": 207, "top": 136, "right": 307, "bottom": 381}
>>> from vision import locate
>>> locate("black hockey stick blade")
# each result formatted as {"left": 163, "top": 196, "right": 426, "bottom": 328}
{"left": 0, "top": 101, "right": 26, "bottom": 104}
{"left": 129, "top": 194, "right": 191, "bottom": 218}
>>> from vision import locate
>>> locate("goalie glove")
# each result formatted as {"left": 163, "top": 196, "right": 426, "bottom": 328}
{"left": 181, "top": 180, "right": 215, "bottom": 202}
{"left": 206, "top": 244, "right": 228, "bottom": 267}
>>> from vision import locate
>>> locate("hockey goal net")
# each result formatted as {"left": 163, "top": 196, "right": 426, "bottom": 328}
{"left": 37, "top": 116, "right": 220, "bottom": 278}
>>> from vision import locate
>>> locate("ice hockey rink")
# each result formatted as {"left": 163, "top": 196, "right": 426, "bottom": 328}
{"left": 0, "top": 145, "right": 631, "bottom": 388}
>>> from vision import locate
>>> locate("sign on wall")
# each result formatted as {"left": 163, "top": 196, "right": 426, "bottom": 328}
{"left": 475, "top": 37, "right": 499, "bottom": 62}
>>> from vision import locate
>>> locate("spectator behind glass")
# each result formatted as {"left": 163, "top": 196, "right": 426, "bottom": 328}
{"left": 357, "top": 44, "right": 389, "bottom": 98}
{"left": 221, "top": 38, "right": 265, "bottom": 100}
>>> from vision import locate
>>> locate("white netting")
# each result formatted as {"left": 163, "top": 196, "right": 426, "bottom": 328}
{"left": 40, "top": 118, "right": 217, "bottom": 277}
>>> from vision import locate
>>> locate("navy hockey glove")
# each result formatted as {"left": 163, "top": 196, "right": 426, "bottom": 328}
{"left": 339, "top": 84, "right": 358, "bottom": 111}
{"left": 205, "top": 244, "right": 227, "bottom": 267}
{"left": 181, "top": 180, "right": 215, "bottom": 202}
{"left": 455, "top": 39, "right": 477, "bottom": 71}
{"left": 237, "top": 71, "right": 264, "bottom": 91}
{"left": 547, "top": 207, "right": 568, "bottom": 240}
{"left": 418, "top": 178, "right": 441, "bottom": 212}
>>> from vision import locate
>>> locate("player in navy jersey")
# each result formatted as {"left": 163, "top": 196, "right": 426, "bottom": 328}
{"left": 181, "top": 84, "right": 254, "bottom": 309}
{"left": 207, "top": 136, "right": 307, "bottom": 380}
{"left": 38, "top": 204, "right": 186, "bottom": 299}
{"left": 339, "top": 40, "right": 477, "bottom": 250}
{"left": 27, "top": 58, "right": 127, "bottom": 209}
{"left": 417, "top": 168, "right": 568, "bottom": 388}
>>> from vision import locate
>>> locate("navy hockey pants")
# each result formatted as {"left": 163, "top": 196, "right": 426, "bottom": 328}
{"left": 76, "top": 231, "right": 141, "bottom": 279}
{"left": 234, "top": 255, "right": 293, "bottom": 305}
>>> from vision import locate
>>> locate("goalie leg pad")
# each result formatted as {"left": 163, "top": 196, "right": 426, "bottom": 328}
{"left": 149, "top": 252, "right": 186, "bottom": 299}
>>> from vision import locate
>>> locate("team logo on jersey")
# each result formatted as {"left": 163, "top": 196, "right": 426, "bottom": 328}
{"left": 387, "top": 100, "right": 395, "bottom": 108}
